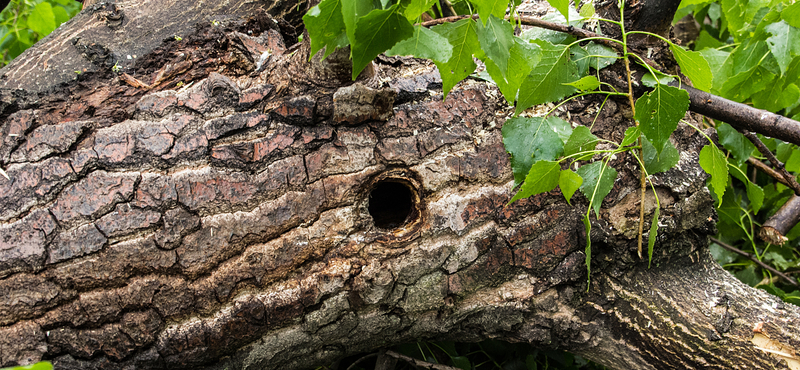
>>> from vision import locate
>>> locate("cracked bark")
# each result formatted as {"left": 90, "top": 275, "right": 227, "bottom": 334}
{"left": 0, "top": 1, "right": 799, "bottom": 370}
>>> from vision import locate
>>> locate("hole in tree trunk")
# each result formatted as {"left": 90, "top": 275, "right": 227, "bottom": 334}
{"left": 368, "top": 180, "right": 414, "bottom": 229}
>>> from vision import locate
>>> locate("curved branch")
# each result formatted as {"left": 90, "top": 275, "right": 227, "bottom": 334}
{"left": 683, "top": 85, "right": 800, "bottom": 147}
{"left": 710, "top": 237, "right": 799, "bottom": 286}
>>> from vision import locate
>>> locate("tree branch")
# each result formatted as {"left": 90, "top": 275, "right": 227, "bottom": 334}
{"left": 742, "top": 130, "right": 800, "bottom": 195}
{"left": 760, "top": 195, "right": 800, "bottom": 246}
{"left": 709, "top": 237, "right": 799, "bottom": 286}
{"left": 383, "top": 350, "right": 464, "bottom": 370}
{"left": 683, "top": 85, "right": 800, "bottom": 147}
{"left": 747, "top": 157, "right": 791, "bottom": 188}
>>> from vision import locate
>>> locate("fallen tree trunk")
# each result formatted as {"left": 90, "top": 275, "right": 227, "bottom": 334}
{"left": 0, "top": 1, "right": 799, "bottom": 369}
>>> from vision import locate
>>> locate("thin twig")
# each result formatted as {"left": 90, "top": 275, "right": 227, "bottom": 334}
{"left": 747, "top": 157, "right": 792, "bottom": 188}
{"left": 742, "top": 130, "right": 800, "bottom": 196}
{"left": 383, "top": 350, "right": 463, "bottom": 370}
{"left": 709, "top": 237, "right": 799, "bottom": 287}
{"left": 345, "top": 353, "right": 378, "bottom": 370}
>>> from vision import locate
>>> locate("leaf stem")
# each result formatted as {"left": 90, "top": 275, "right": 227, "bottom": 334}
{"left": 545, "top": 91, "right": 627, "bottom": 118}
{"left": 617, "top": 0, "right": 647, "bottom": 259}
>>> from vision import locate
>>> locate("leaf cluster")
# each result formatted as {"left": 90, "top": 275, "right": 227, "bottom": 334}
{"left": 676, "top": 0, "right": 800, "bottom": 303}
{"left": 0, "top": 0, "right": 81, "bottom": 66}
{"left": 0, "top": 361, "right": 52, "bottom": 370}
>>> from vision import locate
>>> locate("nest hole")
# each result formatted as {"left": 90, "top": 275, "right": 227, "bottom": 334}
{"left": 368, "top": 180, "right": 415, "bottom": 229}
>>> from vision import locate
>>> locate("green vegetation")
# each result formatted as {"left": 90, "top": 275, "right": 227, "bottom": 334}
{"left": 682, "top": 0, "right": 800, "bottom": 306}
{"left": 0, "top": 0, "right": 81, "bottom": 65}
{"left": 0, "top": 361, "right": 52, "bottom": 370}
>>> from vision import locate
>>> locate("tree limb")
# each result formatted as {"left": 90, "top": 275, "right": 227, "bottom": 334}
{"left": 747, "top": 157, "right": 790, "bottom": 188}
{"left": 684, "top": 85, "right": 800, "bottom": 147}
{"left": 383, "top": 350, "right": 463, "bottom": 370}
{"left": 710, "top": 237, "right": 799, "bottom": 286}
{"left": 760, "top": 195, "right": 800, "bottom": 246}
{"left": 742, "top": 130, "right": 800, "bottom": 196}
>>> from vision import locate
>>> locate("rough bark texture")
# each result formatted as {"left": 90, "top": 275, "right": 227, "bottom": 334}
{"left": 0, "top": 1, "right": 799, "bottom": 370}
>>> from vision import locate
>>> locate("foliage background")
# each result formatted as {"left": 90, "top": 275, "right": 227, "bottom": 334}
{"left": 0, "top": 0, "right": 81, "bottom": 66}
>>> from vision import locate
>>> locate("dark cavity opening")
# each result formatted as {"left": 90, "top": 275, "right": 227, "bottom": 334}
{"left": 368, "top": 181, "right": 414, "bottom": 229}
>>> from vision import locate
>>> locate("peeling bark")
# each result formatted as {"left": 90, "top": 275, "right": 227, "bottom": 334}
{"left": 0, "top": 1, "right": 799, "bottom": 370}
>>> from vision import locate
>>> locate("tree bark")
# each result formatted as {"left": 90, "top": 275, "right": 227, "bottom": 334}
{"left": 0, "top": 1, "right": 799, "bottom": 370}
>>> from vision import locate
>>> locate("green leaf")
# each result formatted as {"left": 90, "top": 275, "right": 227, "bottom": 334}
{"left": 303, "top": 0, "right": 348, "bottom": 60}
{"left": 485, "top": 39, "right": 541, "bottom": 103}
{"left": 476, "top": 15, "right": 514, "bottom": 76}
{"left": 577, "top": 161, "right": 618, "bottom": 217}
{"left": 635, "top": 84, "right": 690, "bottom": 154}
{"left": 470, "top": 0, "right": 509, "bottom": 24}
{"left": 510, "top": 160, "right": 561, "bottom": 203}
{"left": 786, "top": 149, "right": 800, "bottom": 174}
{"left": 431, "top": 18, "right": 481, "bottom": 98}
{"left": 735, "top": 264, "right": 760, "bottom": 286}
{"left": 570, "top": 45, "right": 590, "bottom": 79}
{"left": 546, "top": 0, "right": 570, "bottom": 23}
{"left": 4, "top": 362, "right": 53, "bottom": 370}
{"left": 516, "top": 40, "right": 579, "bottom": 114}
{"left": 584, "top": 42, "right": 618, "bottom": 71}
{"left": 641, "top": 69, "right": 676, "bottom": 88}
{"left": 747, "top": 181, "right": 764, "bottom": 214}
{"left": 563, "top": 125, "right": 599, "bottom": 157}
{"left": 698, "top": 48, "right": 730, "bottom": 89}
{"left": 502, "top": 116, "right": 571, "bottom": 185}
{"left": 717, "top": 122, "right": 755, "bottom": 165}
{"left": 404, "top": 0, "right": 437, "bottom": 20}
{"left": 695, "top": 30, "right": 725, "bottom": 50}
{"left": 563, "top": 76, "right": 600, "bottom": 91}
{"left": 28, "top": 2, "right": 56, "bottom": 36}
{"left": 579, "top": 2, "right": 595, "bottom": 18}
{"left": 387, "top": 25, "right": 452, "bottom": 63}
{"left": 53, "top": 6, "right": 70, "bottom": 26}
{"left": 620, "top": 126, "right": 641, "bottom": 147}
{"left": 642, "top": 137, "right": 680, "bottom": 174}
{"left": 699, "top": 143, "right": 729, "bottom": 202}
{"left": 451, "top": 356, "right": 472, "bottom": 370}
{"left": 781, "top": 1, "right": 800, "bottom": 28}
{"left": 764, "top": 20, "right": 800, "bottom": 75}
{"left": 342, "top": 0, "right": 374, "bottom": 46}
{"left": 720, "top": 65, "right": 776, "bottom": 103}
{"left": 351, "top": 5, "right": 414, "bottom": 80}
{"left": 648, "top": 207, "right": 659, "bottom": 268}
{"left": 752, "top": 82, "right": 800, "bottom": 113}
{"left": 670, "top": 44, "right": 713, "bottom": 91}
{"left": 560, "top": 169, "right": 583, "bottom": 204}
{"left": 718, "top": 40, "right": 778, "bottom": 101}
{"left": 583, "top": 213, "right": 592, "bottom": 288}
